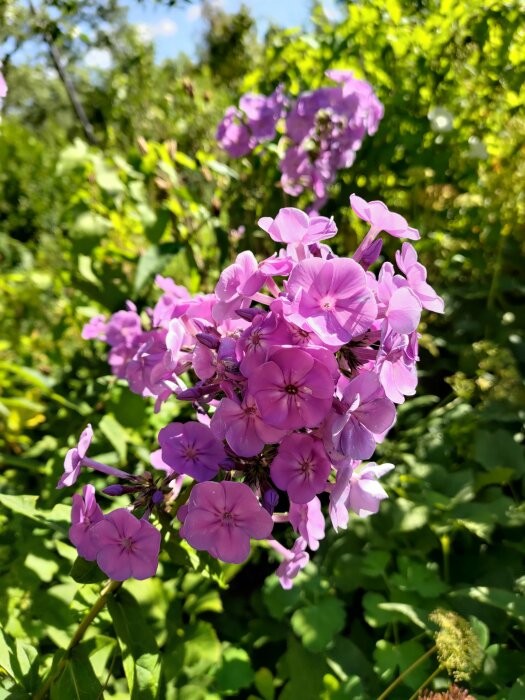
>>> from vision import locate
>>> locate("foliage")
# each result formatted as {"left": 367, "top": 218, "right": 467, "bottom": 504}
{"left": 0, "top": 1, "right": 524, "bottom": 699}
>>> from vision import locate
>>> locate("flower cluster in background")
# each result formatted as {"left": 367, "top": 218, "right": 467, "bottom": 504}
{"left": 62, "top": 194, "right": 443, "bottom": 587}
{"left": 216, "top": 70, "right": 384, "bottom": 209}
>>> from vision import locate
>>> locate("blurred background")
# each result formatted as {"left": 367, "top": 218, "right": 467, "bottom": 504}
{"left": 0, "top": 1, "right": 524, "bottom": 699}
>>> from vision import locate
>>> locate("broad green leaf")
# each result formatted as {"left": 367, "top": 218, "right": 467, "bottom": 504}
{"left": 291, "top": 598, "right": 345, "bottom": 653}
{"left": 451, "top": 587, "right": 525, "bottom": 627}
{"left": 107, "top": 589, "right": 161, "bottom": 699}
{"left": 133, "top": 243, "right": 183, "bottom": 295}
{"left": 50, "top": 645, "right": 103, "bottom": 700}
{"left": 374, "top": 640, "right": 432, "bottom": 688}
{"left": 215, "top": 647, "right": 254, "bottom": 694}
{"left": 99, "top": 413, "right": 129, "bottom": 462}
{"left": 254, "top": 668, "right": 274, "bottom": 700}
{"left": 70, "top": 556, "right": 106, "bottom": 584}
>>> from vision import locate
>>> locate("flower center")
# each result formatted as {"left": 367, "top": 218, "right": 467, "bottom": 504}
{"left": 244, "top": 404, "right": 257, "bottom": 416}
{"left": 250, "top": 332, "right": 261, "bottom": 347}
{"left": 320, "top": 296, "right": 336, "bottom": 311}
{"left": 222, "top": 510, "right": 234, "bottom": 523}
{"left": 298, "top": 459, "right": 312, "bottom": 474}
{"left": 285, "top": 384, "right": 298, "bottom": 395}
{"left": 184, "top": 446, "right": 198, "bottom": 459}
{"left": 122, "top": 537, "right": 134, "bottom": 551}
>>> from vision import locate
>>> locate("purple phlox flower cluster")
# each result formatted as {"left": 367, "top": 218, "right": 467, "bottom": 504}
{"left": 216, "top": 85, "right": 287, "bottom": 157}
{"left": 216, "top": 71, "right": 384, "bottom": 209}
{"left": 58, "top": 426, "right": 167, "bottom": 581}
{"left": 74, "top": 195, "right": 442, "bottom": 586}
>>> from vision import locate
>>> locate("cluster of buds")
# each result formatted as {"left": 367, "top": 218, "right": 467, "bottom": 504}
{"left": 216, "top": 70, "right": 383, "bottom": 208}
{"left": 61, "top": 194, "right": 443, "bottom": 587}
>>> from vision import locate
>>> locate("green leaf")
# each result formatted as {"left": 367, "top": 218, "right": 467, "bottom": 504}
{"left": 0, "top": 494, "right": 67, "bottom": 532}
{"left": 451, "top": 587, "right": 525, "bottom": 627}
{"left": 173, "top": 151, "right": 197, "bottom": 170}
{"left": 215, "top": 647, "right": 254, "bottom": 694}
{"left": 133, "top": 243, "right": 183, "bottom": 295}
{"left": 99, "top": 413, "right": 128, "bottom": 462}
{"left": 70, "top": 556, "right": 106, "bottom": 584}
{"left": 474, "top": 429, "right": 525, "bottom": 474}
{"left": 71, "top": 212, "right": 111, "bottom": 239}
{"left": 50, "top": 645, "right": 103, "bottom": 700}
{"left": 291, "top": 598, "right": 345, "bottom": 653}
{"left": 182, "top": 621, "right": 222, "bottom": 680}
{"left": 374, "top": 640, "right": 432, "bottom": 688}
{"left": 254, "top": 668, "right": 274, "bottom": 700}
{"left": 107, "top": 589, "right": 161, "bottom": 699}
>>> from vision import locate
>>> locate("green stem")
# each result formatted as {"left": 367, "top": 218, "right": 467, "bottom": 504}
{"left": 407, "top": 665, "right": 443, "bottom": 700}
{"left": 34, "top": 579, "right": 122, "bottom": 700}
{"left": 375, "top": 644, "right": 437, "bottom": 700}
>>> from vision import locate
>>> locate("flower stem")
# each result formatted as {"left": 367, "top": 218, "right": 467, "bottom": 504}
{"left": 407, "top": 665, "right": 443, "bottom": 700}
{"left": 375, "top": 644, "right": 437, "bottom": 700}
{"left": 34, "top": 579, "right": 122, "bottom": 700}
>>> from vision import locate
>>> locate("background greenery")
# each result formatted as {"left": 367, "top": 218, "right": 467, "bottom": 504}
{"left": 1, "top": 1, "right": 524, "bottom": 698}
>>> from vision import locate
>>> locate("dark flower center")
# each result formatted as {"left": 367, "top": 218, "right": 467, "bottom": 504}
{"left": 285, "top": 384, "right": 298, "bottom": 395}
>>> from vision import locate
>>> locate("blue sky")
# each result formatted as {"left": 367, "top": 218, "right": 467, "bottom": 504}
{"left": 124, "top": 0, "right": 341, "bottom": 62}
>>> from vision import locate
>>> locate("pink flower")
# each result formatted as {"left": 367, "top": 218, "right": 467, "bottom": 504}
{"left": 248, "top": 347, "right": 335, "bottom": 430}
{"left": 289, "top": 497, "right": 325, "bottom": 550}
{"left": 237, "top": 311, "right": 292, "bottom": 376}
{"left": 270, "top": 433, "right": 331, "bottom": 504}
{"left": 395, "top": 243, "right": 445, "bottom": 313}
{"left": 158, "top": 421, "right": 225, "bottom": 481}
{"left": 323, "top": 371, "right": 396, "bottom": 461}
{"left": 350, "top": 194, "right": 420, "bottom": 240}
{"left": 328, "top": 462, "right": 394, "bottom": 527}
{"left": 376, "top": 329, "right": 418, "bottom": 404}
{"left": 347, "top": 462, "right": 395, "bottom": 517}
{"left": 57, "top": 424, "right": 94, "bottom": 489}
{"left": 81, "top": 315, "right": 107, "bottom": 341}
{"left": 283, "top": 257, "right": 377, "bottom": 346}
{"left": 179, "top": 481, "right": 273, "bottom": 564}
{"left": 258, "top": 208, "right": 337, "bottom": 245}
{"left": 0, "top": 71, "right": 7, "bottom": 99}
{"left": 212, "top": 250, "right": 263, "bottom": 322}
{"left": 275, "top": 537, "right": 309, "bottom": 589}
{"left": 91, "top": 509, "right": 161, "bottom": 581}
{"left": 210, "top": 394, "right": 285, "bottom": 458}
{"left": 69, "top": 485, "right": 104, "bottom": 560}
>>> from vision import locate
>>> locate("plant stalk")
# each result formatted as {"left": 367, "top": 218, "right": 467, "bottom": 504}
{"left": 375, "top": 644, "right": 437, "bottom": 700}
{"left": 34, "top": 578, "right": 122, "bottom": 700}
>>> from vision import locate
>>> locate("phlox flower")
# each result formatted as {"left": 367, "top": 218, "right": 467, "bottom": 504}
{"left": 69, "top": 484, "right": 103, "bottom": 560}
{"left": 376, "top": 329, "right": 418, "bottom": 404}
{"left": 270, "top": 433, "right": 331, "bottom": 504}
{"left": 323, "top": 371, "right": 396, "bottom": 461}
{"left": 179, "top": 481, "right": 273, "bottom": 564}
{"left": 258, "top": 207, "right": 337, "bottom": 245}
{"left": 81, "top": 314, "right": 107, "bottom": 340}
{"left": 212, "top": 250, "right": 263, "bottom": 322}
{"left": 289, "top": 497, "right": 325, "bottom": 551}
{"left": 350, "top": 194, "right": 420, "bottom": 240}
{"left": 210, "top": 394, "right": 285, "bottom": 458}
{"left": 347, "top": 462, "right": 395, "bottom": 517}
{"left": 236, "top": 311, "right": 292, "bottom": 376}
{"left": 91, "top": 509, "right": 161, "bottom": 581}
{"left": 329, "top": 462, "right": 394, "bottom": 528}
{"left": 274, "top": 537, "right": 310, "bottom": 589}
{"left": 248, "top": 346, "right": 335, "bottom": 430}
{"left": 57, "top": 424, "right": 94, "bottom": 489}
{"left": 216, "top": 106, "right": 254, "bottom": 157}
{"left": 158, "top": 421, "right": 225, "bottom": 481}
{"left": 395, "top": 243, "right": 445, "bottom": 313}
{"left": 284, "top": 257, "right": 377, "bottom": 346}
